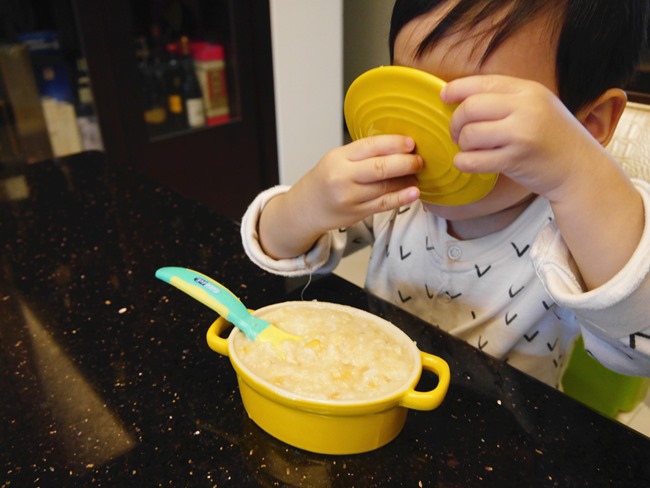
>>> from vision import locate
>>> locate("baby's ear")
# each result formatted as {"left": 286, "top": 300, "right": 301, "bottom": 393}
{"left": 576, "top": 88, "right": 627, "bottom": 146}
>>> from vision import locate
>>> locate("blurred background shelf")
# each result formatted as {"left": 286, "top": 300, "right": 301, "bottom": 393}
{"left": 0, "top": 0, "right": 278, "bottom": 220}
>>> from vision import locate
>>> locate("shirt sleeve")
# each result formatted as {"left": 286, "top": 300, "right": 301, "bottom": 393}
{"left": 531, "top": 179, "right": 650, "bottom": 376}
{"left": 240, "top": 185, "right": 374, "bottom": 278}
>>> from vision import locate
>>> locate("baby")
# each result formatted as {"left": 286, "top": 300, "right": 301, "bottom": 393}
{"left": 241, "top": 0, "right": 650, "bottom": 386}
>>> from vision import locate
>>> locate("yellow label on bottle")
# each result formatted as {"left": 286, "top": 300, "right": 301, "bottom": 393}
{"left": 168, "top": 95, "right": 183, "bottom": 114}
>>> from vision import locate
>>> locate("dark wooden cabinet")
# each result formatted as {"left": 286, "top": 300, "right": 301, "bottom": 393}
{"left": 0, "top": 0, "right": 276, "bottom": 219}
{"left": 72, "top": 0, "right": 277, "bottom": 219}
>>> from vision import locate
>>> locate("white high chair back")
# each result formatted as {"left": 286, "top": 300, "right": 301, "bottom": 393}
{"left": 607, "top": 101, "right": 650, "bottom": 181}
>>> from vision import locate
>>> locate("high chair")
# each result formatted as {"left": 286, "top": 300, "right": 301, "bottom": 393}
{"left": 562, "top": 337, "right": 649, "bottom": 417}
{"left": 607, "top": 100, "right": 650, "bottom": 180}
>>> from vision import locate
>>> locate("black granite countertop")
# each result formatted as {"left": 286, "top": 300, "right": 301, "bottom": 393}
{"left": 1, "top": 152, "right": 649, "bottom": 487}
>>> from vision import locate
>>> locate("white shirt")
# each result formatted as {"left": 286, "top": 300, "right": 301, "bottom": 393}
{"left": 241, "top": 182, "right": 650, "bottom": 386}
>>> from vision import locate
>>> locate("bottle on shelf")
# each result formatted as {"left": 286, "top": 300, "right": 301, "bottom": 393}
{"left": 164, "top": 41, "right": 187, "bottom": 132}
{"left": 192, "top": 42, "right": 230, "bottom": 126}
{"left": 75, "top": 57, "right": 103, "bottom": 151}
{"left": 179, "top": 36, "right": 205, "bottom": 128}
{"left": 135, "top": 37, "right": 168, "bottom": 135}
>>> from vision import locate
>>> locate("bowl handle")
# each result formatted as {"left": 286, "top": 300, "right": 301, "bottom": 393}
{"left": 206, "top": 316, "right": 232, "bottom": 357}
{"left": 399, "top": 351, "right": 450, "bottom": 411}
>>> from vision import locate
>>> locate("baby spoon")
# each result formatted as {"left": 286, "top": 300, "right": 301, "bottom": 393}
{"left": 155, "top": 267, "right": 302, "bottom": 347}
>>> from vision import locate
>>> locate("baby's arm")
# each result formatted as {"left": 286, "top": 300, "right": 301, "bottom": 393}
{"left": 532, "top": 180, "right": 650, "bottom": 376}
{"left": 442, "top": 75, "right": 644, "bottom": 290}
{"left": 258, "top": 135, "right": 423, "bottom": 259}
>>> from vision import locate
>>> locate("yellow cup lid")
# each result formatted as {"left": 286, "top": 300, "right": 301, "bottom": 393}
{"left": 344, "top": 66, "right": 497, "bottom": 206}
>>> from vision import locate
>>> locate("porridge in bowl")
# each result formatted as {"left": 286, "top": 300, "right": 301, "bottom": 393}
{"left": 232, "top": 302, "right": 416, "bottom": 401}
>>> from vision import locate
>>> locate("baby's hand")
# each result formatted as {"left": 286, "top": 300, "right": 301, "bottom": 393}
{"left": 258, "top": 134, "right": 422, "bottom": 260}
{"left": 294, "top": 135, "right": 423, "bottom": 232}
{"left": 441, "top": 75, "right": 600, "bottom": 202}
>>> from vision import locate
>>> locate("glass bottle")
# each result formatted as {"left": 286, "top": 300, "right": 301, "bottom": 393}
{"left": 180, "top": 35, "right": 205, "bottom": 128}
{"left": 135, "top": 37, "right": 167, "bottom": 135}
{"left": 165, "top": 41, "right": 187, "bottom": 131}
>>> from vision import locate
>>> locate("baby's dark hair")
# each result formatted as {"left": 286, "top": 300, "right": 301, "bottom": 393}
{"left": 389, "top": 0, "right": 649, "bottom": 113}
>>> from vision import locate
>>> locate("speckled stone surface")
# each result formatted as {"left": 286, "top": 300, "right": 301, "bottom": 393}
{"left": 1, "top": 152, "right": 649, "bottom": 487}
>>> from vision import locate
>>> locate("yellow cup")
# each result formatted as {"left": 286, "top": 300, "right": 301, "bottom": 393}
{"left": 345, "top": 66, "right": 498, "bottom": 206}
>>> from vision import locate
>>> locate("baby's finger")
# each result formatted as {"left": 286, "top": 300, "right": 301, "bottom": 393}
{"left": 453, "top": 146, "right": 514, "bottom": 175}
{"left": 354, "top": 174, "right": 420, "bottom": 203}
{"left": 456, "top": 119, "right": 513, "bottom": 153}
{"left": 346, "top": 135, "right": 415, "bottom": 161}
{"left": 368, "top": 184, "right": 421, "bottom": 213}
{"left": 355, "top": 183, "right": 420, "bottom": 215}
{"left": 449, "top": 93, "right": 513, "bottom": 143}
{"left": 354, "top": 153, "right": 423, "bottom": 184}
{"left": 441, "top": 74, "right": 518, "bottom": 104}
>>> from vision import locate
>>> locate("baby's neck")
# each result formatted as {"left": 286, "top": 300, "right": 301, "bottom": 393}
{"left": 446, "top": 195, "right": 537, "bottom": 240}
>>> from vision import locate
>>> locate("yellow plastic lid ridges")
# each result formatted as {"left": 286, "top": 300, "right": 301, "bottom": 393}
{"left": 344, "top": 66, "right": 497, "bottom": 206}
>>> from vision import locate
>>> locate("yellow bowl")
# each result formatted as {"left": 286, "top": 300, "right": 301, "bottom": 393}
{"left": 344, "top": 66, "right": 498, "bottom": 206}
{"left": 206, "top": 301, "right": 450, "bottom": 455}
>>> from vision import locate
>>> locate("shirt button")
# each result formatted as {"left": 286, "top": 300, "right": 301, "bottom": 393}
{"left": 439, "top": 294, "right": 452, "bottom": 304}
{"left": 447, "top": 246, "right": 462, "bottom": 260}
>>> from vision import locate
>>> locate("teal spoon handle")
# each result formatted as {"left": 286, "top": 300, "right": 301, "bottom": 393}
{"left": 155, "top": 266, "right": 270, "bottom": 340}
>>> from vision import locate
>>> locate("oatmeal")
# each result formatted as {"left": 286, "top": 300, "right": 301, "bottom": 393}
{"left": 232, "top": 302, "right": 415, "bottom": 401}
